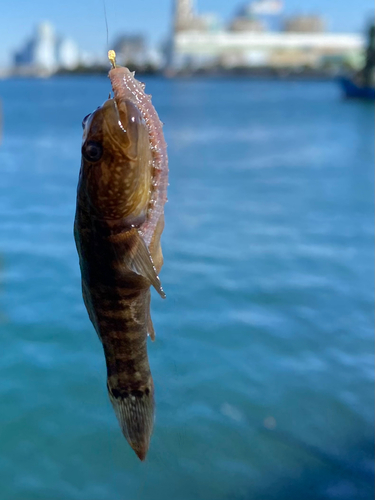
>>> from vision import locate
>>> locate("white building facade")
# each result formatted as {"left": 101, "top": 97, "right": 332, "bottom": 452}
{"left": 170, "top": 0, "right": 365, "bottom": 71}
{"left": 14, "top": 22, "right": 80, "bottom": 75}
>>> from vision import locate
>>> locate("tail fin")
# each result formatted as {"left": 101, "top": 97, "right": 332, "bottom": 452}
{"left": 108, "top": 386, "right": 154, "bottom": 461}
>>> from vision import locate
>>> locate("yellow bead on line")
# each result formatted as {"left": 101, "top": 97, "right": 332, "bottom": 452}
{"left": 108, "top": 50, "right": 117, "bottom": 68}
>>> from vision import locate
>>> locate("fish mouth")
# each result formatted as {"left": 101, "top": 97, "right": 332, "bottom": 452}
{"left": 100, "top": 98, "right": 127, "bottom": 134}
{"left": 83, "top": 98, "right": 126, "bottom": 140}
{"left": 100, "top": 99, "right": 127, "bottom": 137}
{"left": 109, "top": 390, "right": 154, "bottom": 461}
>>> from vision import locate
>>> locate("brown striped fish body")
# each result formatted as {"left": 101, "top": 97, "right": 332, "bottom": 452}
{"left": 74, "top": 67, "right": 168, "bottom": 461}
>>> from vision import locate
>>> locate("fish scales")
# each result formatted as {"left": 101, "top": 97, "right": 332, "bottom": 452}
{"left": 74, "top": 58, "right": 168, "bottom": 461}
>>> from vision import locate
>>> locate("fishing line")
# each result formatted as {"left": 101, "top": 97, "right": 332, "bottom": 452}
{"left": 103, "top": 0, "right": 109, "bottom": 52}
{"left": 103, "top": 0, "right": 114, "bottom": 99}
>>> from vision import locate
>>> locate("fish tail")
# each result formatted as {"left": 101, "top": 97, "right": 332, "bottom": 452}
{"left": 108, "top": 381, "right": 154, "bottom": 461}
{"left": 101, "top": 290, "right": 155, "bottom": 460}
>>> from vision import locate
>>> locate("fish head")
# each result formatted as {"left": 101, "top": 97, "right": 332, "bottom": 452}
{"left": 80, "top": 98, "right": 152, "bottom": 222}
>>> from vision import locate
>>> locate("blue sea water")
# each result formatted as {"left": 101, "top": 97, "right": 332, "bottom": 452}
{"left": 0, "top": 76, "right": 373, "bottom": 500}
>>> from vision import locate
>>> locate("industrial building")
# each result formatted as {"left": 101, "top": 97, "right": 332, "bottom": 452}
{"left": 169, "top": 0, "right": 365, "bottom": 72}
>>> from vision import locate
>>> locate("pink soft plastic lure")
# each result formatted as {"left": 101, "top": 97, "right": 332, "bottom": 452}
{"left": 109, "top": 60, "right": 168, "bottom": 248}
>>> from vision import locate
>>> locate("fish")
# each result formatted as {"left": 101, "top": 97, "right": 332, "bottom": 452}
{"left": 74, "top": 50, "right": 168, "bottom": 461}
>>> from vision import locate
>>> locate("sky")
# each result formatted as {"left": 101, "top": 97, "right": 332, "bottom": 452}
{"left": 0, "top": 0, "right": 373, "bottom": 67}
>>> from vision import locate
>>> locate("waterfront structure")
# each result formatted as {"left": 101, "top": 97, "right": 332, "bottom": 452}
{"left": 231, "top": 0, "right": 283, "bottom": 32}
{"left": 174, "top": 31, "right": 364, "bottom": 69}
{"left": 230, "top": 15, "right": 265, "bottom": 33}
{"left": 56, "top": 38, "right": 80, "bottom": 70}
{"left": 14, "top": 23, "right": 56, "bottom": 74}
{"left": 169, "top": 0, "right": 365, "bottom": 71}
{"left": 175, "top": 0, "right": 208, "bottom": 32}
{"left": 112, "top": 35, "right": 165, "bottom": 70}
{"left": 13, "top": 22, "right": 79, "bottom": 75}
{"left": 283, "top": 15, "right": 325, "bottom": 33}
{"left": 339, "top": 24, "right": 375, "bottom": 99}
{"left": 113, "top": 35, "right": 147, "bottom": 67}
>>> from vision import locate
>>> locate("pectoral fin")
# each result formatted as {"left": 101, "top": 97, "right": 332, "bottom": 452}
{"left": 124, "top": 228, "right": 166, "bottom": 299}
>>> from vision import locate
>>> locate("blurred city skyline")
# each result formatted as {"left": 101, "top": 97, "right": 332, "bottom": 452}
{"left": 0, "top": 0, "right": 373, "bottom": 68}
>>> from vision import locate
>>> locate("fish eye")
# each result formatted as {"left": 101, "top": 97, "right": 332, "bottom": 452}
{"left": 82, "top": 140, "right": 103, "bottom": 162}
{"left": 81, "top": 114, "right": 91, "bottom": 129}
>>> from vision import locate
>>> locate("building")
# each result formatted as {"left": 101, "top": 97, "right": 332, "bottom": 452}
{"left": 174, "top": 0, "right": 212, "bottom": 32}
{"left": 233, "top": 1, "right": 283, "bottom": 32}
{"left": 56, "top": 38, "right": 80, "bottom": 70}
{"left": 169, "top": 0, "right": 365, "bottom": 72}
{"left": 230, "top": 13, "right": 266, "bottom": 33}
{"left": 283, "top": 15, "right": 326, "bottom": 33}
{"left": 113, "top": 35, "right": 147, "bottom": 67}
{"left": 112, "top": 35, "right": 165, "bottom": 70}
{"left": 13, "top": 22, "right": 79, "bottom": 75}
{"left": 174, "top": 31, "right": 365, "bottom": 69}
{"left": 14, "top": 22, "right": 57, "bottom": 74}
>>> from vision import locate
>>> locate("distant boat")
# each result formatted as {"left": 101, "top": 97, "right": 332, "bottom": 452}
{"left": 339, "top": 76, "right": 375, "bottom": 99}
{"left": 340, "top": 24, "right": 374, "bottom": 100}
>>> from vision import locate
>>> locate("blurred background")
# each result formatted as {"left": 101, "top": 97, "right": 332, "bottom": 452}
{"left": 0, "top": 1, "right": 374, "bottom": 499}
